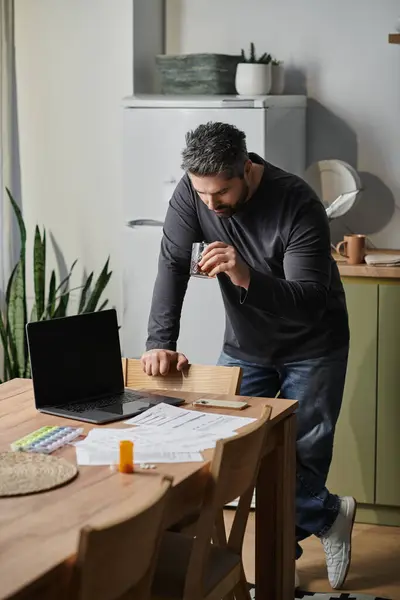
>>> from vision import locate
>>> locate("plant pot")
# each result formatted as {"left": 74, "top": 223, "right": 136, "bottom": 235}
{"left": 235, "top": 63, "right": 272, "bottom": 95}
{"left": 270, "top": 63, "right": 285, "bottom": 95}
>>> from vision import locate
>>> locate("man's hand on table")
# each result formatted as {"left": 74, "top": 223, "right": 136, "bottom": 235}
{"left": 141, "top": 349, "right": 189, "bottom": 376}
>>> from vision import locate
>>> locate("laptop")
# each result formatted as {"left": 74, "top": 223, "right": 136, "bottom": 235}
{"left": 26, "top": 309, "right": 185, "bottom": 424}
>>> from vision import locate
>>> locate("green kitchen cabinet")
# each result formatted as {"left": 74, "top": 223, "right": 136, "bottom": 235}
{"left": 376, "top": 284, "right": 400, "bottom": 506}
{"left": 327, "top": 282, "right": 378, "bottom": 504}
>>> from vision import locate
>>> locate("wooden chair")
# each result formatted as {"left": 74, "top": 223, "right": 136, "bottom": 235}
{"left": 151, "top": 405, "right": 272, "bottom": 600}
{"left": 66, "top": 476, "right": 173, "bottom": 600}
{"left": 124, "top": 358, "right": 242, "bottom": 396}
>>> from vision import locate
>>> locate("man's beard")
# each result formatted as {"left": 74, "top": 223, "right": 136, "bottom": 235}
{"left": 214, "top": 182, "right": 249, "bottom": 218}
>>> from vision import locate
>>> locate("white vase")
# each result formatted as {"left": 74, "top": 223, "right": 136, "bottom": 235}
{"left": 270, "top": 63, "right": 285, "bottom": 95}
{"left": 235, "top": 63, "right": 272, "bottom": 96}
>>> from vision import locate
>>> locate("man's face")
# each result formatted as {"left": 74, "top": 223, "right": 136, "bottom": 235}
{"left": 189, "top": 162, "right": 251, "bottom": 218}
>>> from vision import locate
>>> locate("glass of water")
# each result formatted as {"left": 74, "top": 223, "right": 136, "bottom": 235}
{"left": 190, "top": 242, "right": 211, "bottom": 278}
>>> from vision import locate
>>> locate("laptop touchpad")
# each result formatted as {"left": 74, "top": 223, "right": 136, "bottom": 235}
{"left": 103, "top": 400, "right": 151, "bottom": 415}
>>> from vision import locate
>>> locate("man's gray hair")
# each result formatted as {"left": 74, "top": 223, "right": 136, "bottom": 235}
{"left": 181, "top": 121, "right": 248, "bottom": 178}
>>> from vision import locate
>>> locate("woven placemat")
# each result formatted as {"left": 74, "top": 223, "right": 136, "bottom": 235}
{"left": 0, "top": 452, "right": 78, "bottom": 497}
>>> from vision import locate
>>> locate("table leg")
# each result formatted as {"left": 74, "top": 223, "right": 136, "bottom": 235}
{"left": 255, "top": 414, "right": 296, "bottom": 600}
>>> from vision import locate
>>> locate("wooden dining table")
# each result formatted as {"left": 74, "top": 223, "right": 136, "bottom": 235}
{"left": 0, "top": 378, "right": 298, "bottom": 600}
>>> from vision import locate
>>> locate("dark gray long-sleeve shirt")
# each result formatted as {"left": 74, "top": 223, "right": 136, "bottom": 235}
{"left": 146, "top": 154, "right": 349, "bottom": 364}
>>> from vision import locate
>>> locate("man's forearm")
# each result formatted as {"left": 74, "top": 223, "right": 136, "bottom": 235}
{"left": 146, "top": 177, "right": 201, "bottom": 350}
{"left": 146, "top": 255, "right": 189, "bottom": 351}
{"left": 240, "top": 268, "right": 329, "bottom": 323}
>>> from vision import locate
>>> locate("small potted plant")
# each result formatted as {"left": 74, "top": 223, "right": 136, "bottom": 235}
{"left": 270, "top": 57, "right": 285, "bottom": 95}
{"left": 235, "top": 43, "right": 272, "bottom": 95}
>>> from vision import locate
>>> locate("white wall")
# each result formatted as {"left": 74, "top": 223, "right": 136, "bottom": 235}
{"left": 166, "top": 0, "right": 400, "bottom": 248}
{"left": 14, "top": 0, "right": 133, "bottom": 316}
{"left": 133, "top": 0, "right": 164, "bottom": 93}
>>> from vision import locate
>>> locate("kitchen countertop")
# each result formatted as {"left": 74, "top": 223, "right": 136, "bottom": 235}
{"left": 333, "top": 249, "right": 400, "bottom": 279}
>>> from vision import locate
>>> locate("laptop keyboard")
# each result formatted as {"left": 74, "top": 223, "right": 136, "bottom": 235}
{"left": 61, "top": 389, "right": 146, "bottom": 413}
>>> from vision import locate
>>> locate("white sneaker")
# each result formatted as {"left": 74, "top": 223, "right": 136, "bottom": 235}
{"left": 320, "top": 496, "right": 357, "bottom": 589}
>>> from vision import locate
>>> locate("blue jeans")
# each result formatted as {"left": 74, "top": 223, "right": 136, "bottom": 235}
{"left": 218, "top": 346, "right": 349, "bottom": 559}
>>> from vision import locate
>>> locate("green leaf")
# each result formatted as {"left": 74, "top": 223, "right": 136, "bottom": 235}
{"left": 30, "top": 303, "right": 38, "bottom": 322}
{"left": 0, "top": 311, "right": 12, "bottom": 380}
{"left": 33, "top": 226, "right": 46, "bottom": 320}
{"left": 6, "top": 188, "right": 26, "bottom": 248}
{"left": 39, "top": 261, "right": 77, "bottom": 321}
{"left": 78, "top": 272, "right": 93, "bottom": 314}
{"left": 97, "top": 299, "right": 108, "bottom": 312}
{"left": 4, "top": 262, "right": 19, "bottom": 379}
{"left": 83, "top": 259, "right": 111, "bottom": 313}
{"left": 7, "top": 261, "right": 26, "bottom": 377}
{"left": 6, "top": 188, "right": 28, "bottom": 377}
{"left": 44, "top": 284, "right": 82, "bottom": 321}
{"left": 55, "top": 259, "right": 78, "bottom": 295}
{"left": 5, "top": 321, "right": 19, "bottom": 379}
{"left": 250, "top": 42, "right": 255, "bottom": 62}
{"left": 24, "top": 360, "right": 31, "bottom": 378}
{"left": 46, "top": 270, "right": 57, "bottom": 318}
{"left": 53, "top": 292, "right": 69, "bottom": 319}
{"left": 5, "top": 263, "right": 18, "bottom": 306}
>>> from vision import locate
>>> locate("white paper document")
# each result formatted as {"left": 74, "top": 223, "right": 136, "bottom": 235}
{"left": 77, "top": 426, "right": 226, "bottom": 452}
{"left": 74, "top": 403, "right": 256, "bottom": 467}
{"left": 75, "top": 445, "right": 203, "bottom": 466}
{"left": 125, "top": 402, "right": 256, "bottom": 433}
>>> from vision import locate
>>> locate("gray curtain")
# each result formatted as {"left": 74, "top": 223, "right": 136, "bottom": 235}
{"left": 0, "top": 0, "right": 20, "bottom": 295}
{"left": 0, "top": 0, "right": 21, "bottom": 379}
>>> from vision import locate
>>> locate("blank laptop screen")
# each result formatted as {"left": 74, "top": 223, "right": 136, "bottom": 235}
{"left": 27, "top": 309, "right": 124, "bottom": 408}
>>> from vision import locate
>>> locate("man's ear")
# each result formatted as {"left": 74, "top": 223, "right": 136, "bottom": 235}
{"left": 244, "top": 159, "right": 252, "bottom": 178}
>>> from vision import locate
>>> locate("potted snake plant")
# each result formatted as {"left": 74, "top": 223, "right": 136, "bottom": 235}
{"left": 235, "top": 43, "right": 272, "bottom": 95}
{"left": 0, "top": 188, "right": 112, "bottom": 382}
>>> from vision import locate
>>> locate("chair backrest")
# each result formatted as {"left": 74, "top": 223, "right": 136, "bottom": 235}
{"left": 69, "top": 476, "right": 172, "bottom": 600}
{"left": 183, "top": 405, "right": 272, "bottom": 599}
{"left": 124, "top": 358, "right": 242, "bottom": 396}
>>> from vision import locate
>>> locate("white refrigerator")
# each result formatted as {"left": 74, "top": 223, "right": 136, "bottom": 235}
{"left": 122, "top": 94, "right": 306, "bottom": 364}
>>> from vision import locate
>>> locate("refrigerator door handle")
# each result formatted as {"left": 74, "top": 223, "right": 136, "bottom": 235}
{"left": 126, "top": 219, "right": 164, "bottom": 228}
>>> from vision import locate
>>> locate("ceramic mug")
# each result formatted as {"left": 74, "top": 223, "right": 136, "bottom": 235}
{"left": 336, "top": 234, "right": 366, "bottom": 265}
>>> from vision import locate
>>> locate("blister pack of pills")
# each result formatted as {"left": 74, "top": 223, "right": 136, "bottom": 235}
{"left": 10, "top": 426, "right": 83, "bottom": 454}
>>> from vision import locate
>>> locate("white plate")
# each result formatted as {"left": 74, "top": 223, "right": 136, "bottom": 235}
{"left": 304, "top": 159, "right": 361, "bottom": 216}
